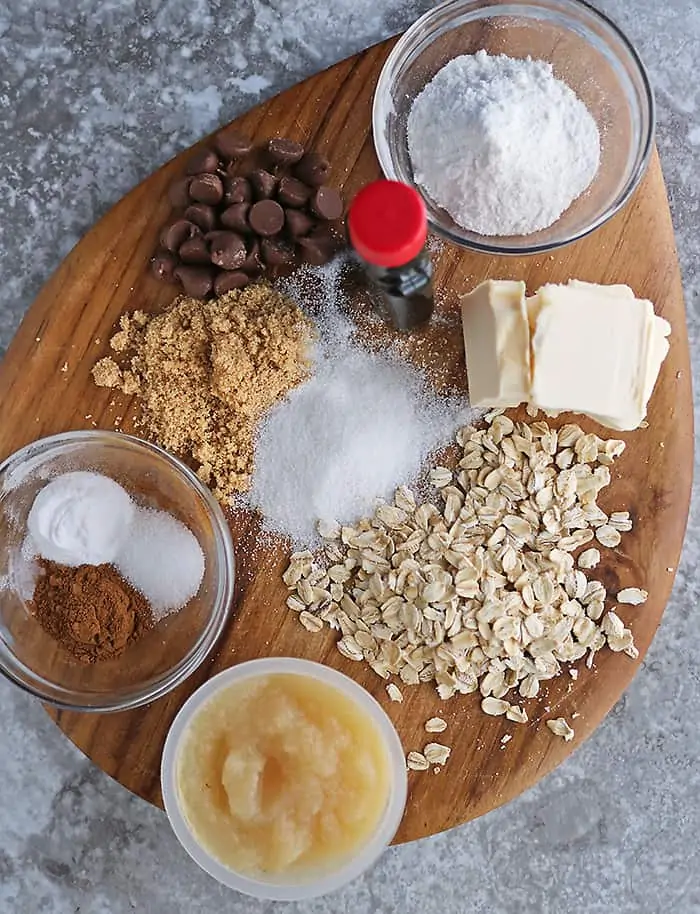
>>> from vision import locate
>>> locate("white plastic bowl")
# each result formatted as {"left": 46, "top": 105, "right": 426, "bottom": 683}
{"left": 161, "top": 658, "right": 408, "bottom": 900}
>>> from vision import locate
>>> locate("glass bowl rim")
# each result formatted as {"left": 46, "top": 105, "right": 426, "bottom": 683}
{"left": 0, "top": 429, "right": 236, "bottom": 713}
{"left": 372, "top": 0, "right": 656, "bottom": 255}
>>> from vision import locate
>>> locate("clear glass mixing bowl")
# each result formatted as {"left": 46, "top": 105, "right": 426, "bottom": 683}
{"left": 0, "top": 431, "right": 235, "bottom": 712}
{"left": 373, "top": 0, "right": 655, "bottom": 254}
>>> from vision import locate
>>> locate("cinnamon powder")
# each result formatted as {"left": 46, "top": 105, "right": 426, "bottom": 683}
{"left": 30, "top": 560, "right": 154, "bottom": 664}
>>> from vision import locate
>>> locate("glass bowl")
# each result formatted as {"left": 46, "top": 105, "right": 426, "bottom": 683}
{"left": 161, "top": 658, "right": 408, "bottom": 901}
{"left": 0, "top": 431, "right": 235, "bottom": 712}
{"left": 373, "top": 0, "right": 655, "bottom": 254}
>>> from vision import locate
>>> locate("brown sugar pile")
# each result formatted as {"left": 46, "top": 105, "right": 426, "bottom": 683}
{"left": 92, "top": 283, "right": 315, "bottom": 498}
{"left": 30, "top": 561, "right": 154, "bottom": 664}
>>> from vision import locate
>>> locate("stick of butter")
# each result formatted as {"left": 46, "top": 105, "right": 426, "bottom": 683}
{"left": 460, "top": 279, "right": 670, "bottom": 431}
{"left": 460, "top": 280, "right": 530, "bottom": 408}
{"left": 530, "top": 283, "right": 651, "bottom": 424}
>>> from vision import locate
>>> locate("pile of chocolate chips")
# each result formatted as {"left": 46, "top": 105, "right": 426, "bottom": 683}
{"left": 152, "top": 129, "right": 344, "bottom": 298}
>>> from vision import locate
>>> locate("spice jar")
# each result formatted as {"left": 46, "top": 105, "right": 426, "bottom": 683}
{"left": 347, "top": 180, "right": 434, "bottom": 331}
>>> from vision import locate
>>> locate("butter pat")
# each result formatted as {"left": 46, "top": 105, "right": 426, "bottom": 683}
{"left": 460, "top": 278, "right": 670, "bottom": 431}
{"left": 567, "top": 279, "right": 635, "bottom": 299}
{"left": 460, "top": 280, "right": 529, "bottom": 407}
{"left": 529, "top": 284, "right": 649, "bottom": 428}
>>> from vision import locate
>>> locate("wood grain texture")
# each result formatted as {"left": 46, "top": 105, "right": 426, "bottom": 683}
{"left": 0, "top": 38, "right": 692, "bottom": 844}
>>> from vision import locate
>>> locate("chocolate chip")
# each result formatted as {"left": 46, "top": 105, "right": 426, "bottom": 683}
{"left": 157, "top": 138, "right": 344, "bottom": 291}
{"left": 161, "top": 219, "right": 199, "bottom": 253}
{"left": 209, "top": 232, "right": 246, "bottom": 270}
{"left": 240, "top": 240, "right": 263, "bottom": 276}
{"left": 284, "top": 208, "right": 314, "bottom": 238}
{"left": 186, "top": 148, "right": 220, "bottom": 176}
{"left": 220, "top": 203, "right": 251, "bottom": 234}
{"left": 184, "top": 203, "right": 218, "bottom": 233}
{"left": 293, "top": 152, "right": 330, "bottom": 187}
{"left": 310, "top": 186, "right": 343, "bottom": 221}
{"left": 214, "top": 271, "right": 250, "bottom": 295}
{"left": 175, "top": 265, "right": 214, "bottom": 298}
{"left": 223, "top": 176, "right": 253, "bottom": 206}
{"left": 188, "top": 173, "right": 224, "bottom": 205}
{"left": 297, "top": 229, "right": 336, "bottom": 266}
{"left": 267, "top": 137, "right": 305, "bottom": 166}
{"left": 308, "top": 224, "right": 340, "bottom": 248}
{"left": 179, "top": 236, "right": 211, "bottom": 264}
{"left": 277, "top": 176, "right": 311, "bottom": 208}
{"left": 151, "top": 250, "right": 178, "bottom": 282}
{"left": 249, "top": 169, "right": 277, "bottom": 200}
{"left": 261, "top": 238, "right": 295, "bottom": 267}
{"left": 248, "top": 199, "right": 285, "bottom": 236}
{"left": 214, "top": 128, "right": 252, "bottom": 161}
{"left": 204, "top": 230, "right": 230, "bottom": 244}
{"left": 168, "top": 178, "right": 192, "bottom": 208}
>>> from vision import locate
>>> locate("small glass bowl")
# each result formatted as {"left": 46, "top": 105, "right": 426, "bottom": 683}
{"left": 161, "top": 658, "right": 408, "bottom": 901}
{"left": 0, "top": 431, "right": 235, "bottom": 712}
{"left": 373, "top": 0, "right": 655, "bottom": 254}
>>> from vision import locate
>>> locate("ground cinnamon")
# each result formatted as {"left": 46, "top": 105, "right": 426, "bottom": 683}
{"left": 30, "top": 560, "right": 154, "bottom": 663}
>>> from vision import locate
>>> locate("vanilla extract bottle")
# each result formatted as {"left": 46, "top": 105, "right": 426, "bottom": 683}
{"left": 348, "top": 180, "right": 434, "bottom": 331}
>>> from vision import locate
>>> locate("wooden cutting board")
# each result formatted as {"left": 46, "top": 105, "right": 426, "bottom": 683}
{"left": 0, "top": 37, "right": 692, "bottom": 844}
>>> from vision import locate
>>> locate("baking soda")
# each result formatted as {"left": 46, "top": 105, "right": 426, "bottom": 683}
{"left": 26, "top": 471, "right": 134, "bottom": 566}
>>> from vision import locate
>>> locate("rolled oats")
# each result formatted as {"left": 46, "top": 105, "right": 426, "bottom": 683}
{"left": 577, "top": 548, "right": 601, "bottom": 570}
{"left": 506, "top": 705, "right": 529, "bottom": 723}
{"left": 430, "top": 466, "right": 453, "bottom": 489}
{"left": 424, "top": 742, "right": 451, "bottom": 765}
{"left": 407, "top": 751, "right": 430, "bottom": 771}
{"left": 482, "top": 697, "right": 510, "bottom": 716}
{"left": 283, "top": 413, "right": 643, "bottom": 740}
{"left": 547, "top": 718, "right": 575, "bottom": 741}
{"left": 299, "top": 610, "right": 324, "bottom": 633}
{"left": 286, "top": 595, "right": 306, "bottom": 613}
{"left": 617, "top": 587, "right": 648, "bottom": 605}
{"left": 425, "top": 717, "right": 448, "bottom": 733}
{"left": 386, "top": 683, "right": 404, "bottom": 703}
{"left": 595, "top": 525, "right": 622, "bottom": 548}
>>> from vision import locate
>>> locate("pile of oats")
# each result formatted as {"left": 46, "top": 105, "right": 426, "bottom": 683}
{"left": 284, "top": 411, "right": 648, "bottom": 739}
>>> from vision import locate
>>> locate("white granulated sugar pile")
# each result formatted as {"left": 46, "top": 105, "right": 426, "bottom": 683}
{"left": 407, "top": 50, "right": 600, "bottom": 236}
{"left": 246, "top": 259, "right": 479, "bottom": 546}
{"left": 116, "top": 508, "right": 205, "bottom": 619}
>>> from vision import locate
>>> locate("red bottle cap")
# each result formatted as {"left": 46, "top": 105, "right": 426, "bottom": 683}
{"left": 348, "top": 180, "right": 428, "bottom": 269}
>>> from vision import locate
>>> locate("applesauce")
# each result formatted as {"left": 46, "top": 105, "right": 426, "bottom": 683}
{"left": 175, "top": 672, "right": 393, "bottom": 878}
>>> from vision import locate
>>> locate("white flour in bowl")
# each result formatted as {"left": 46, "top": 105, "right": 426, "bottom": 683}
{"left": 407, "top": 50, "right": 600, "bottom": 236}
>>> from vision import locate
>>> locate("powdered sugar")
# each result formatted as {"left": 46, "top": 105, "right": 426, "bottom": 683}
{"left": 245, "top": 259, "right": 480, "bottom": 546}
{"left": 407, "top": 51, "right": 600, "bottom": 236}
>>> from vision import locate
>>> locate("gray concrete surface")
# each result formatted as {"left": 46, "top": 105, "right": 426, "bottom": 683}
{"left": 0, "top": 1, "right": 698, "bottom": 912}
